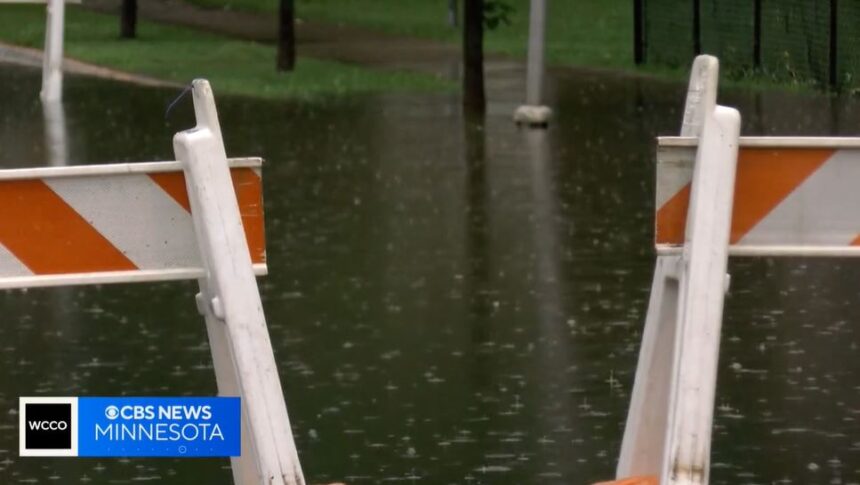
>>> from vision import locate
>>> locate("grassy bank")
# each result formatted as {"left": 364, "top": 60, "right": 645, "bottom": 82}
{"left": 187, "top": 0, "right": 633, "bottom": 68}
{"left": 183, "top": 1, "right": 828, "bottom": 93}
{"left": 0, "top": 5, "right": 452, "bottom": 100}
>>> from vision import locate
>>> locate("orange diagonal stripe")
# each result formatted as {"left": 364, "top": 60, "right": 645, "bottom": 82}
{"left": 150, "top": 168, "right": 265, "bottom": 264}
{"left": 231, "top": 168, "right": 266, "bottom": 264}
{"left": 851, "top": 234, "right": 860, "bottom": 246}
{"left": 148, "top": 172, "right": 191, "bottom": 212}
{"left": 0, "top": 180, "right": 137, "bottom": 274}
{"left": 655, "top": 184, "right": 691, "bottom": 245}
{"left": 730, "top": 148, "right": 833, "bottom": 243}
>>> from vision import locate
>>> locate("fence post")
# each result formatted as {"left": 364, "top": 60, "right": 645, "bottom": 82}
{"left": 829, "top": 0, "right": 838, "bottom": 88}
{"left": 40, "top": 0, "right": 64, "bottom": 102}
{"left": 174, "top": 80, "right": 306, "bottom": 485}
{"left": 753, "top": 0, "right": 762, "bottom": 69}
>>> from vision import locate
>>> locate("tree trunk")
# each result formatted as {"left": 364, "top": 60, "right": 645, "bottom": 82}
{"left": 633, "top": 0, "right": 644, "bottom": 64}
{"left": 277, "top": 0, "right": 296, "bottom": 71}
{"left": 463, "top": 0, "right": 485, "bottom": 112}
{"left": 120, "top": 0, "right": 137, "bottom": 39}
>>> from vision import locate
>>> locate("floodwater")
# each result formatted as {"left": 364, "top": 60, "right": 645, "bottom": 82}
{"left": 0, "top": 64, "right": 859, "bottom": 485}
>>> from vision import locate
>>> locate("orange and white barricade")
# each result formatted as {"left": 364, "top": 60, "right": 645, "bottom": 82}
{"left": 594, "top": 51, "right": 860, "bottom": 485}
{"left": 0, "top": 80, "right": 305, "bottom": 485}
{"left": 657, "top": 137, "right": 860, "bottom": 256}
{"left": 0, "top": 158, "right": 265, "bottom": 287}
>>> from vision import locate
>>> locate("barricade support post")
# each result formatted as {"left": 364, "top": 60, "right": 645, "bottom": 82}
{"left": 40, "top": 0, "right": 64, "bottom": 102}
{"left": 0, "top": 0, "right": 79, "bottom": 101}
{"left": 615, "top": 55, "right": 741, "bottom": 485}
{"left": 660, "top": 104, "right": 740, "bottom": 485}
{"left": 173, "top": 79, "right": 305, "bottom": 485}
{"left": 616, "top": 54, "right": 720, "bottom": 480}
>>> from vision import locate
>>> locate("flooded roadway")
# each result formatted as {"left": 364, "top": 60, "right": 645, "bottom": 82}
{"left": 0, "top": 64, "right": 859, "bottom": 484}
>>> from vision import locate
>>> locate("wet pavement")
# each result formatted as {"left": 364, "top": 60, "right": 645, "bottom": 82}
{"left": 0, "top": 63, "right": 859, "bottom": 485}
{"left": 0, "top": 41, "right": 179, "bottom": 89}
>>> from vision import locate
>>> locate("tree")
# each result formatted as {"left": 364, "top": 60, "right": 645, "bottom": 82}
{"left": 120, "top": 0, "right": 137, "bottom": 39}
{"left": 277, "top": 0, "right": 296, "bottom": 71}
{"left": 462, "top": 0, "right": 513, "bottom": 113}
{"left": 462, "top": 0, "right": 485, "bottom": 112}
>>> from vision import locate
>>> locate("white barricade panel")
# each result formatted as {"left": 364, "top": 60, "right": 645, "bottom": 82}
{"left": 0, "top": 158, "right": 266, "bottom": 289}
{"left": 656, "top": 137, "right": 860, "bottom": 256}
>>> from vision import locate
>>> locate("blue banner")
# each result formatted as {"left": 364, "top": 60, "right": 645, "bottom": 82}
{"left": 77, "top": 397, "right": 240, "bottom": 457}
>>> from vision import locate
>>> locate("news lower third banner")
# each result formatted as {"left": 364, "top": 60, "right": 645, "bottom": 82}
{"left": 19, "top": 397, "right": 241, "bottom": 457}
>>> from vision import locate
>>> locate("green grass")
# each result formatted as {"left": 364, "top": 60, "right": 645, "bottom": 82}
{"left": 0, "top": 5, "right": 452, "bottom": 100}
{"left": 182, "top": 1, "right": 833, "bottom": 93}
{"left": 187, "top": 0, "right": 633, "bottom": 68}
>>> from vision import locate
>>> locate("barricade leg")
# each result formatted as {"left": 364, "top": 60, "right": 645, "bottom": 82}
{"left": 40, "top": 0, "right": 64, "bottom": 102}
{"left": 616, "top": 255, "right": 681, "bottom": 477}
{"left": 617, "top": 54, "right": 719, "bottom": 479}
{"left": 175, "top": 80, "right": 305, "bottom": 485}
{"left": 616, "top": 106, "right": 739, "bottom": 484}
{"left": 197, "top": 281, "right": 261, "bottom": 484}
{"left": 616, "top": 56, "right": 740, "bottom": 485}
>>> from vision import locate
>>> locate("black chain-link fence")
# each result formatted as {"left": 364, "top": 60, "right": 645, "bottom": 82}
{"left": 637, "top": 0, "right": 858, "bottom": 90}
{"left": 837, "top": 1, "right": 860, "bottom": 87}
{"left": 701, "top": 0, "right": 754, "bottom": 68}
{"left": 643, "top": 0, "right": 693, "bottom": 67}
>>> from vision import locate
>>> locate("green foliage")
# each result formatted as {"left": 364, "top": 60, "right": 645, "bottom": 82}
{"left": 483, "top": 1, "right": 514, "bottom": 31}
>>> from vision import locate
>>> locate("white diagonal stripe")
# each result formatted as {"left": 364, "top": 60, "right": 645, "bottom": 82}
{"left": 656, "top": 146, "right": 695, "bottom": 209}
{"left": 739, "top": 149, "right": 860, "bottom": 246}
{"left": 44, "top": 174, "right": 202, "bottom": 269}
{"left": 0, "top": 243, "right": 32, "bottom": 277}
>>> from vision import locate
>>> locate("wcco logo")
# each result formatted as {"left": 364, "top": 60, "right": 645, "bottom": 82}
{"left": 19, "top": 397, "right": 78, "bottom": 457}
{"left": 28, "top": 420, "right": 69, "bottom": 431}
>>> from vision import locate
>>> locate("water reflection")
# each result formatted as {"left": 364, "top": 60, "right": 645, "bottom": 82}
{"left": 524, "top": 127, "right": 579, "bottom": 481}
{"left": 0, "top": 64, "right": 858, "bottom": 484}
{"left": 464, "top": 112, "right": 491, "bottom": 336}
{"left": 41, "top": 98, "right": 82, "bottom": 370}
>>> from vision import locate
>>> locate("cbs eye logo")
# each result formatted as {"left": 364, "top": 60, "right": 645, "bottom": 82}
{"left": 105, "top": 406, "right": 120, "bottom": 420}
{"left": 19, "top": 397, "right": 78, "bottom": 457}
